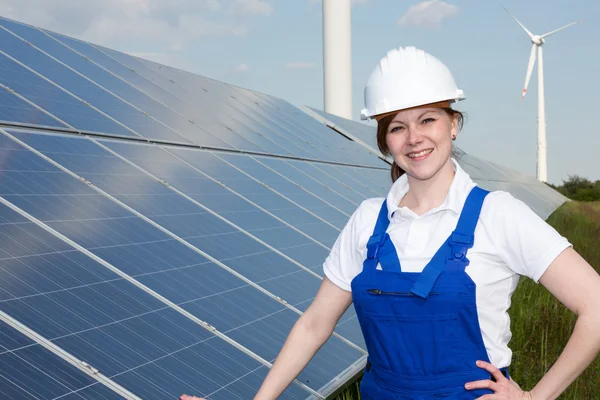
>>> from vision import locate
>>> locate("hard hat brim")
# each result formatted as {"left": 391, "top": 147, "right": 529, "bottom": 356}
{"left": 370, "top": 100, "right": 455, "bottom": 122}
{"left": 361, "top": 94, "right": 464, "bottom": 121}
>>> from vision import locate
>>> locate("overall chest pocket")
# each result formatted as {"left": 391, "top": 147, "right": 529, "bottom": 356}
{"left": 361, "top": 290, "right": 466, "bottom": 376}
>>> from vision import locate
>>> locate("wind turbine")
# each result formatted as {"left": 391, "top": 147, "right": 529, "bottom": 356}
{"left": 503, "top": 6, "right": 580, "bottom": 183}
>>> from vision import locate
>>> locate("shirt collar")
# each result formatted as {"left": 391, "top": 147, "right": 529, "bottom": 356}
{"left": 385, "top": 158, "right": 476, "bottom": 220}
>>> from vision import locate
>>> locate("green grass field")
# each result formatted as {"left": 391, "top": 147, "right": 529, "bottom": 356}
{"left": 334, "top": 200, "right": 600, "bottom": 399}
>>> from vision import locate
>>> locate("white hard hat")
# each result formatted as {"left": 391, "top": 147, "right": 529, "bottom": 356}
{"left": 360, "top": 46, "right": 465, "bottom": 120}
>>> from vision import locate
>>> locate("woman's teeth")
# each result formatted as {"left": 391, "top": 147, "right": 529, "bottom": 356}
{"left": 408, "top": 149, "right": 432, "bottom": 158}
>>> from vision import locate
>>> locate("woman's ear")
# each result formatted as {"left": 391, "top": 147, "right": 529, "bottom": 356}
{"left": 451, "top": 114, "right": 459, "bottom": 140}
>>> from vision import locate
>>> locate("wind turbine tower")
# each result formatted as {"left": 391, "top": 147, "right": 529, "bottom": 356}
{"left": 323, "top": 0, "right": 352, "bottom": 119}
{"left": 503, "top": 7, "right": 580, "bottom": 183}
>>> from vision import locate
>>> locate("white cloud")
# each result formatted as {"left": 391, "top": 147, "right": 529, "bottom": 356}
{"left": 0, "top": 0, "right": 270, "bottom": 52}
{"left": 285, "top": 61, "right": 316, "bottom": 69}
{"left": 230, "top": 0, "right": 274, "bottom": 16}
{"left": 398, "top": 0, "right": 459, "bottom": 29}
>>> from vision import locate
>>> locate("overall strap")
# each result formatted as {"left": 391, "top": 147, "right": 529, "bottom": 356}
{"left": 410, "top": 186, "right": 490, "bottom": 298}
{"left": 449, "top": 186, "right": 489, "bottom": 260}
{"left": 363, "top": 200, "right": 401, "bottom": 273}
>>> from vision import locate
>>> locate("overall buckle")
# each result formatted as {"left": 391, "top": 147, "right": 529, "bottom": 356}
{"left": 450, "top": 232, "right": 474, "bottom": 260}
{"left": 366, "top": 233, "right": 385, "bottom": 259}
{"left": 450, "top": 232, "right": 474, "bottom": 246}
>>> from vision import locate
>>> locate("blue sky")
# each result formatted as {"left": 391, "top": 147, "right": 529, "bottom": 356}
{"left": 1, "top": 0, "right": 598, "bottom": 184}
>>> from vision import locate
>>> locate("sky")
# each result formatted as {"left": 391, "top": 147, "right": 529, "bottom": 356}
{"left": 0, "top": 0, "right": 598, "bottom": 184}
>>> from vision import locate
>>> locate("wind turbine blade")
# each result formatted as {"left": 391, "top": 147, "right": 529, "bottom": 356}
{"left": 540, "top": 20, "right": 581, "bottom": 39}
{"left": 522, "top": 43, "right": 537, "bottom": 99}
{"left": 501, "top": 5, "right": 534, "bottom": 39}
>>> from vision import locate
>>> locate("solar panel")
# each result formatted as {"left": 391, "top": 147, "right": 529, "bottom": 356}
{"left": 95, "top": 45, "right": 386, "bottom": 168}
{"left": 0, "top": 127, "right": 367, "bottom": 396}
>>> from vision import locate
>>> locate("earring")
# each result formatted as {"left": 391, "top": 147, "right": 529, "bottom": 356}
{"left": 451, "top": 135, "right": 456, "bottom": 141}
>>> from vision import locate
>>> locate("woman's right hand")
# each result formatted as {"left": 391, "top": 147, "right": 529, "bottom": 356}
{"left": 180, "top": 395, "right": 204, "bottom": 400}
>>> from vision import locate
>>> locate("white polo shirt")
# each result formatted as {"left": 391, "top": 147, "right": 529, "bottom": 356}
{"left": 323, "top": 159, "right": 571, "bottom": 368}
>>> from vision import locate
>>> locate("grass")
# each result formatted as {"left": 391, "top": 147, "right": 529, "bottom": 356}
{"left": 334, "top": 200, "right": 600, "bottom": 399}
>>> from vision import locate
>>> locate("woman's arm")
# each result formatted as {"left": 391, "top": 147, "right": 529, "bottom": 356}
{"left": 526, "top": 247, "right": 600, "bottom": 399}
{"left": 467, "top": 247, "right": 600, "bottom": 399}
{"left": 253, "top": 276, "right": 353, "bottom": 399}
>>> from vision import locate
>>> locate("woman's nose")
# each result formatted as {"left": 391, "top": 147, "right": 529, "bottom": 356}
{"left": 406, "top": 127, "right": 423, "bottom": 145}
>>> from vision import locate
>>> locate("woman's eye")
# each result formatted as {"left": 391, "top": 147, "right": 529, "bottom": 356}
{"left": 422, "top": 118, "right": 436, "bottom": 124}
{"left": 389, "top": 126, "right": 404, "bottom": 133}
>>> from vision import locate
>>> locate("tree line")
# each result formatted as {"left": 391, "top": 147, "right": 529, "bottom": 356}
{"left": 546, "top": 175, "right": 600, "bottom": 202}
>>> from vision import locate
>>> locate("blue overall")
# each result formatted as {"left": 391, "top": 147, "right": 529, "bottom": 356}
{"left": 351, "top": 187, "right": 509, "bottom": 399}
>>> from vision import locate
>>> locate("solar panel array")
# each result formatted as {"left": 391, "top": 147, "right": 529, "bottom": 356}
{"left": 0, "top": 15, "right": 389, "bottom": 400}
{"left": 0, "top": 15, "right": 566, "bottom": 400}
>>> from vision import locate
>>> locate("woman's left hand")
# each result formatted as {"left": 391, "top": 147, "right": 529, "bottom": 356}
{"left": 465, "top": 360, "right": 533, "bottom": 400}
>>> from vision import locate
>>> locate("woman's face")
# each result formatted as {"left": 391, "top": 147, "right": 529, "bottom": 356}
{"left": 386, "top": 107, "right": 458, "bottom": 181}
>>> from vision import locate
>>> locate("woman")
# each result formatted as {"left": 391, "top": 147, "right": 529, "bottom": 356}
{"left": 182, "top": 47, "right": 600, "bottom": 400}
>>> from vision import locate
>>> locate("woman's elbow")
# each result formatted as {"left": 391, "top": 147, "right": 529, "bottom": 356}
{"left": 297, "top": 310, "right": 336, "bottom": 343}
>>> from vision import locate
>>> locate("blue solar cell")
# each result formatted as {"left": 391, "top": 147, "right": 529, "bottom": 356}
{"left": 245, "top": 156, "right": 359, "bottom": 216}
{"left": 0, "top": 51, "right": 136, "bottom": 138}
{"left": 0, "top": 322, "right": 122, "bottom": 400}
{"left": 329, "top": 164, "right": 392, "bottom": 195}
{"left": 1, "top": 129, "right": 365, "bottom": 393}
{"left": 0, "top": 19, "right": 233, "bottom": 151}
{"left": 0, "top": 85, "right": 69, "bottom": 130}
{"left": 216, "top": 153, "right": 351, "bottom": 229}
{"left": 308, "top": 163, "right": 388, "bottom": 199}
{"left": 0, "top": 23, "right": 191, "bottom": 144}
{"left": 282, "top": 161, "right": 369, "bottom": 206}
